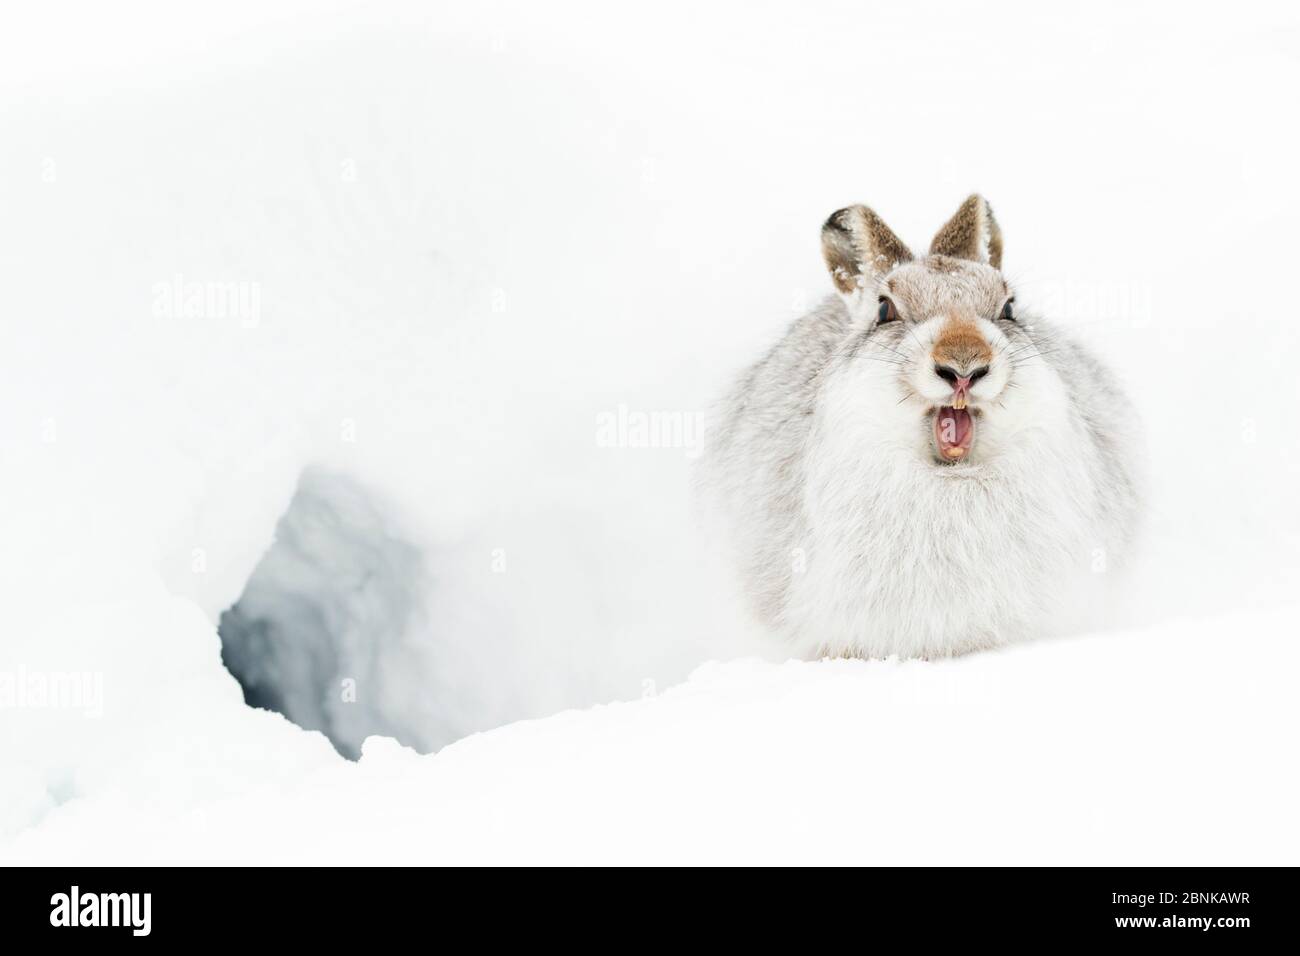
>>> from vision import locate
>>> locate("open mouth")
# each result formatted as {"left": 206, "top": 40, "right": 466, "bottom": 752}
{"left": 934, "top": 406, "right": 974, "bottom": 461}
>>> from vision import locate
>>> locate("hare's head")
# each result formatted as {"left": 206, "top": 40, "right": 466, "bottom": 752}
{"left": 819, "top": 195, "right": 1056, "bottom": 466}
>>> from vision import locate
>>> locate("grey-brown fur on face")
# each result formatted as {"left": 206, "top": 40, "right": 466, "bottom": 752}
{"left": 820, "top": 205, "right": 913, "bottom": 294}
{"left": 929, "top": 194, "right": 1003, "bottom": 269}
{"left": 883, "top": 257, "right": 1008, "bottom": 324}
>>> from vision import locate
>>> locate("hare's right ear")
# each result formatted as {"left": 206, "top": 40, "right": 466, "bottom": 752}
{"left": 929, "top": 194, "right": 1003, "bottom": 269}
{"left": 821, "top": 205, "right": 913, "bottom": 314}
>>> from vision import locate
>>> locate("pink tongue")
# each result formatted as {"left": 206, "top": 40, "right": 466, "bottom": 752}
{"left": 937, "top": 406, "right": 973, "bottom": 453}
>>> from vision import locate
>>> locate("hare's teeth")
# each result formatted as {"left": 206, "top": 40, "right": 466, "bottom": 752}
{"left": 944, "top": 446, "right": 966, "bottom": 458}
{"left": 952, "top": 397, "right": 967, "bottom": 410}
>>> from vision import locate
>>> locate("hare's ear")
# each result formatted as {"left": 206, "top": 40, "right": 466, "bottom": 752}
{"left": 821, "top": 205, "right": 912, "bottom": 307}
{"left": 929, "top": 194, "right": 1003, "bottom": 269}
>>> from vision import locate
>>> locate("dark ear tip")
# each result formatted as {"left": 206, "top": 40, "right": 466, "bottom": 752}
{"left": 822, "top": 207, "right": 854, "bottom": 234}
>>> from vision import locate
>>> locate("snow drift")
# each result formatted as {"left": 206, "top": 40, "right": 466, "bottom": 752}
{"left": 10, "top": 607, "right": 1300, "bottom": 865}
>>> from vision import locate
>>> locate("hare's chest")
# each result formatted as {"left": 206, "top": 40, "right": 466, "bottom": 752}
{"left": 808, "top": 469, "right": 1044, "bottom": 584}
{"left": 787, "top": 462, "right": 1083, "bottom": 656}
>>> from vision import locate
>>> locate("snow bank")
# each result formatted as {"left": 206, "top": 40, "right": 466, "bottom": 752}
{"left": 2, "top": 0, "right": 1299, "bottom": 861}
{"left": 9, "top": 606, "right": 1299, "bottom": 865}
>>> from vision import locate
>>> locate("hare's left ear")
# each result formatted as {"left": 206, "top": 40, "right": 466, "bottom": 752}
{"left": 929, "top": 194, "right": 1003, "bottom": 269}
{"left": 821, "top": 204, "right": 912, "bottom": 315}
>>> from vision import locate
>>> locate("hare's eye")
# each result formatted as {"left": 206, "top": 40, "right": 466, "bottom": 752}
{"left": 1000, "top": 300, "right": 1015, "bottom": 321}
{"left": 877, "top": 298, "right": 898, "bottom": 323}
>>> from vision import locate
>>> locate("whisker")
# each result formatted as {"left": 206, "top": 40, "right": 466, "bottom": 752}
{"left": 1004, "top": 338, "right": 1051, "bottom": 358}
{"left": 859, "top": 356, "right": 906, "bottom": 367}
{"left": 871, "top": 341, "right": 911, "bottom": 361}
{"left": 1010, "top": 348, "right": 1060, "bottom": 368}
{"left": 903, "top": 323, "right": 930, "bottom": 359}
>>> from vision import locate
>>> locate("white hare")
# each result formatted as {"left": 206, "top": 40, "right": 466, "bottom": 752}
{"left": 700, "top": 195, "right": 1141, "bottom": 659}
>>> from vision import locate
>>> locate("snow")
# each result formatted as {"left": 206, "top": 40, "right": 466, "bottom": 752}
{"left": 2, "top": 0, "right": 1299, "bottom": 863}
{"left": 9, "top": 610, "right": 1300, "bottom": 865}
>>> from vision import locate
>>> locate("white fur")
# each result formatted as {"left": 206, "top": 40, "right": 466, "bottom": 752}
{"left": 699, "top": 276, "right": 1141, "bottom": 659}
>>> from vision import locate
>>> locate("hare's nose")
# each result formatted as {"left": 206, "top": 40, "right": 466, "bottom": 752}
{"left": 935, "top": 364, "right": 989, "bottom": 409}
{"left": 934, "top": 364, "right": 990, "bottom": 389}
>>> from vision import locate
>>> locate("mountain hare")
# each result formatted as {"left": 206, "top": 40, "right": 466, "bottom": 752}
{"left": 700, "top": 195, "right": 1141, "bottom": 659}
